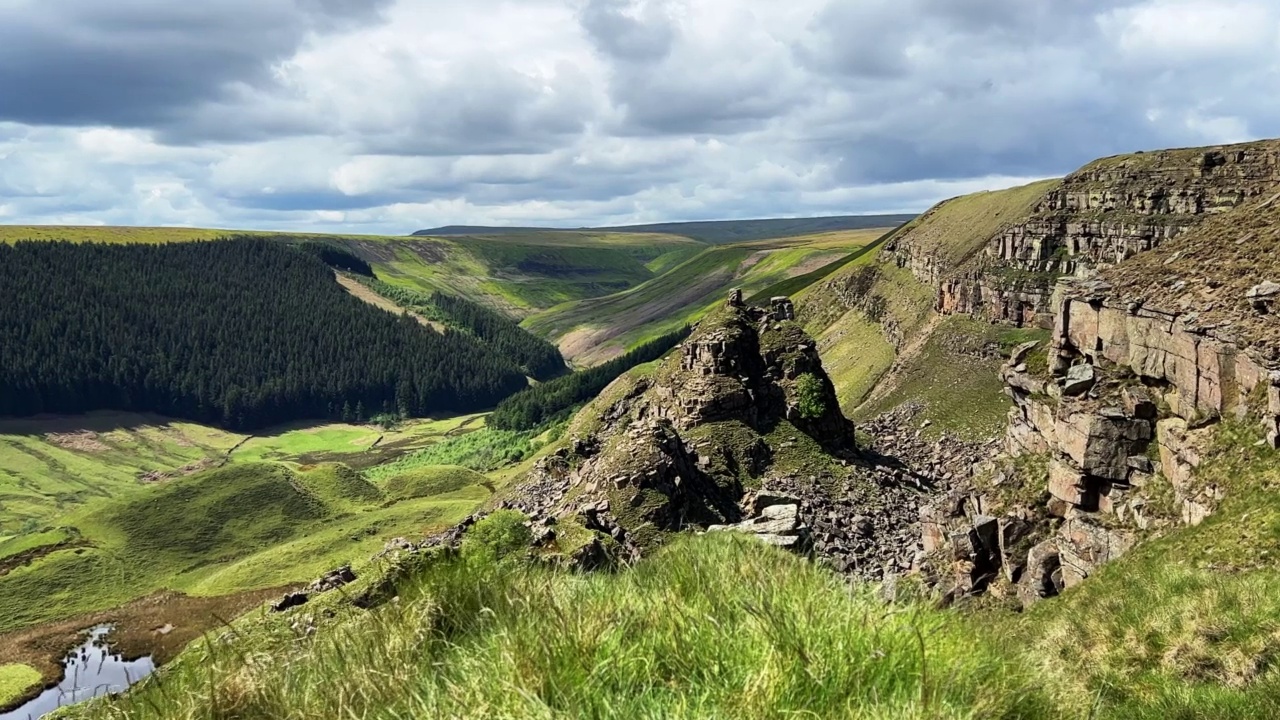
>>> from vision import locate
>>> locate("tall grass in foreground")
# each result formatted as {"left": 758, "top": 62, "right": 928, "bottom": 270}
{"left": 70, "top": 534, "right": 1054, "bottom": 720}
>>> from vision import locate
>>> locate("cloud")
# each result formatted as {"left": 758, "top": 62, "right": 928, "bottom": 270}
{"left": 0, "top": 0, "right": 1276, "bottom": 234}
{"left": 0, "top": 0, "right": 391, "bottom": 131}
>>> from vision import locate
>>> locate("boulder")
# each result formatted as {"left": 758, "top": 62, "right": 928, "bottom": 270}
{"left": 1018, "top": 539, "right": 1064, "bottom": 606}
{"left": 1058, "top": 519, "right": 1134, "bottom": 588}
{"left": 744, "top": 503, "right": 800, "bottom": 535}
{"left": 1246, "top": 281, "right": 1280, "bottom": 299}
{"left": 309, "top": 565, "right": 357, "bottom": 593}
{"left": 1056, "top": 410, "right": 1153, "bottom": 481}
{"left": 750, "top": 489, "right": 800, "bottom": 515}
{"left": 1061, "top": 363, "right": 1096, "bottom": 396}
{"left": 1047, "top": 459, "right": 1094, "bottom": 509}
{"left": 272, "top": 591, "right": 310, "bottom": 612}
{"left": 1009, "top": 340, "right": 1041, "bottom": 366}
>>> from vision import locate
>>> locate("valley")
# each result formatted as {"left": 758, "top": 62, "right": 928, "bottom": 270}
{"left": 4, "top": 139, "right": 1280, "bottom": 719}
{"left": 0, "top": 218, "right": 907, "bottom": 712}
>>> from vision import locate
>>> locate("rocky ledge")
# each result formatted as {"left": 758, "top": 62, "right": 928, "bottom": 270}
{"left": 901, "top": 139, "right": 1280, "bottom": 327}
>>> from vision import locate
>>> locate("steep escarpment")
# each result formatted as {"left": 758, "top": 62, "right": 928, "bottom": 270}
{"left": 920, "top": 189, "right": 1280, "bottom": 606}
{"left": 904, "top": 139, "right": 1280, "bottom": 326}
{"left": 796, "top": 139, "right": 1280, "bottom": 448}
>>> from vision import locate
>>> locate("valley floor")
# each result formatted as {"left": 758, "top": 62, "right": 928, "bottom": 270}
{"left": 0, "top": 411, "right": 511, "bottom": 708}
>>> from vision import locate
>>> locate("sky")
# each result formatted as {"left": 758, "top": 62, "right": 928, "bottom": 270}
{"left": 0, "top": 0, "right": 1277, "bottom": 235}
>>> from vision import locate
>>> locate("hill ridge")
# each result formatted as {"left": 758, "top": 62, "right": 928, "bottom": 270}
{"left": 414, "top": 214, "right": 917, "bottom": 245}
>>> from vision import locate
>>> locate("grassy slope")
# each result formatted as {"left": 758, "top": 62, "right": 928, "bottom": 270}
{"left": 64, "top": 423, "right": 1280, "bottom": 719}
{"left": 892, "top": 179, "right": 1058, "bottom": 269}
{"left": 0, "top": 414, "right": 493, "bottom": 638}
{"left": 0, "top": 460, "right": 489, "bottom": 636}
{"left": 798, "top": 248, "right": 936, "bottom": 414}
{"left": 0, "top": 413, "right": 245, "bottom": 534}
{"left": 340, "top": 231, "right": 705, "bottom": 318}
{"left": 856, "top": 316, "right": 1047, "bottom": 440}
{"left": 796, "top": 181, "right": 1057, "bottom": 424}
{"left": 524, "top": 229, "right": 887, "bottom": 365}
{"left": 0, "top": 413, "right": 480, "bottom": 535}
{"left": 68, "top": 533, "right": 1055, "bottom": 720}
{"left": 1005, "top": 420, "right": 1280, "bottom": 718}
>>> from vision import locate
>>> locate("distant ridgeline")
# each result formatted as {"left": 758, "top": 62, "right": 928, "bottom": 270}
{"left": 415, "top": 214, "right": 917, "bottom": 245}
{"left": 0, "top": 238, "right": 531, "bottom": 429}
{"left": 363, "top": 279, "right": 566, "bottom": 381}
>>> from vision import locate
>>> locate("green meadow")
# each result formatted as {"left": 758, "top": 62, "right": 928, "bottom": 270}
{"left": 523, "top": 228, "right": 888, "bottom": 365}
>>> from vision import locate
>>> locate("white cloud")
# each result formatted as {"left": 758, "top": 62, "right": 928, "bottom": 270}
{"left": 0, "top": 0, "right": 1277, "bottom": 234}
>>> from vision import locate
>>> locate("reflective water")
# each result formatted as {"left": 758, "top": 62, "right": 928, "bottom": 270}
{"left": 0, "top": 626, "right": 154, "bottom": 720}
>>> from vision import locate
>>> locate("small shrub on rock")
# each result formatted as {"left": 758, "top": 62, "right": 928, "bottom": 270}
{"left": 461, "top": 510, "right": 532, "bottom": 564}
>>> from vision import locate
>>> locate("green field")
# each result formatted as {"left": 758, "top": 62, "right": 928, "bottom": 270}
{"left": 0, "top": 460, "right": 491, "bottom": 637}
{"left": 0, "top": 412, "right": 483, "bottom": 535}
{"left": 523, "top": 229, "right": 887, "bottom": 365}
{"left": 0, "top": 411, "right": 501, "bottom": 646}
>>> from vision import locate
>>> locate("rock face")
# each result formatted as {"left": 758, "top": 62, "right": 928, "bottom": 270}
{"left": 430, "top": 294, "right": 872, "bottom": 567}
{"left": 893, "top": 140, "right": 1280, "bottom": 327}
{"left": 932, "top": 238, "right": 1280, "bottom": 605}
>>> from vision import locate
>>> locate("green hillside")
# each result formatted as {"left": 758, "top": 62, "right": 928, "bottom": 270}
{"left": 524, "top": 229, "right": 887, "bottom": 365}
{"left": 0, "top": 410, "right": 495, "bottom": 657}
{"left": 795, "top": 180, "right": 1058, "bottom": 422}
{"left": 888, "top": 179, "right": 1058, "bottom": 269}
{"left": 63, "top": 498, "right": 1280, "bottom": 719}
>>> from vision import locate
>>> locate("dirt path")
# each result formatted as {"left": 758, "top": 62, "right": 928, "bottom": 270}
{"left": 333, "top": 273, "right": 443, "bottom": 331}
{"left": 853, "top": 312, "right": 944, "bottom": 416}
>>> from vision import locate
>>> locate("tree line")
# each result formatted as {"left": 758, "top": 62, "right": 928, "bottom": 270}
{"left": 487, "top": 327, "right": 691, "bottom": 431}
{"left": 364, "top": 280, "right": 567, "bottom": 381}
{"left": 0, "top": 239, "right": 530, "bottom": 430}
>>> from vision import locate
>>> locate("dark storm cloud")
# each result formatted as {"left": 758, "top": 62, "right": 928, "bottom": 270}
{"left": 0, "top": 0, "right": 391, "bottom": 130}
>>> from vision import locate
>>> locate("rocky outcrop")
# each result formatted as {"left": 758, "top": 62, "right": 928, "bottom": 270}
{"left": 416, "top": 293, "right": 876, "bottom": 567}
{"left": 894, "top": 140, "right": 1280, "bottom": 326}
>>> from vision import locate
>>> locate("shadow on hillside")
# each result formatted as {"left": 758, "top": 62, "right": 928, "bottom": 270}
{"left": 0, "top": 411, "right": 190, "bottom": 437}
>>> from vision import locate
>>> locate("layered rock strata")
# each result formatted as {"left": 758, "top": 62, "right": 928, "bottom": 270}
{"left": 896, "top": 140, "right": 1280, "bottom": 326}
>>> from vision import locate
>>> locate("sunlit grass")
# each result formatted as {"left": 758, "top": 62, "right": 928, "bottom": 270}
{"left": 70, "top": 533, "right": 1056, "bottom": 720}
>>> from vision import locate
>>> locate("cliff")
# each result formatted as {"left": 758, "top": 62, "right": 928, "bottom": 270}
{"left": 892, "top": 139, "right": 1280, "bottom": 326}
{"left": 920, "top": 183, "right": 1280, "bottom": 605}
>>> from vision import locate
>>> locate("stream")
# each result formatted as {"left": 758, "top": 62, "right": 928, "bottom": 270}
{"left": 1, "top": 626, "right": 154, "bottom": 720}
